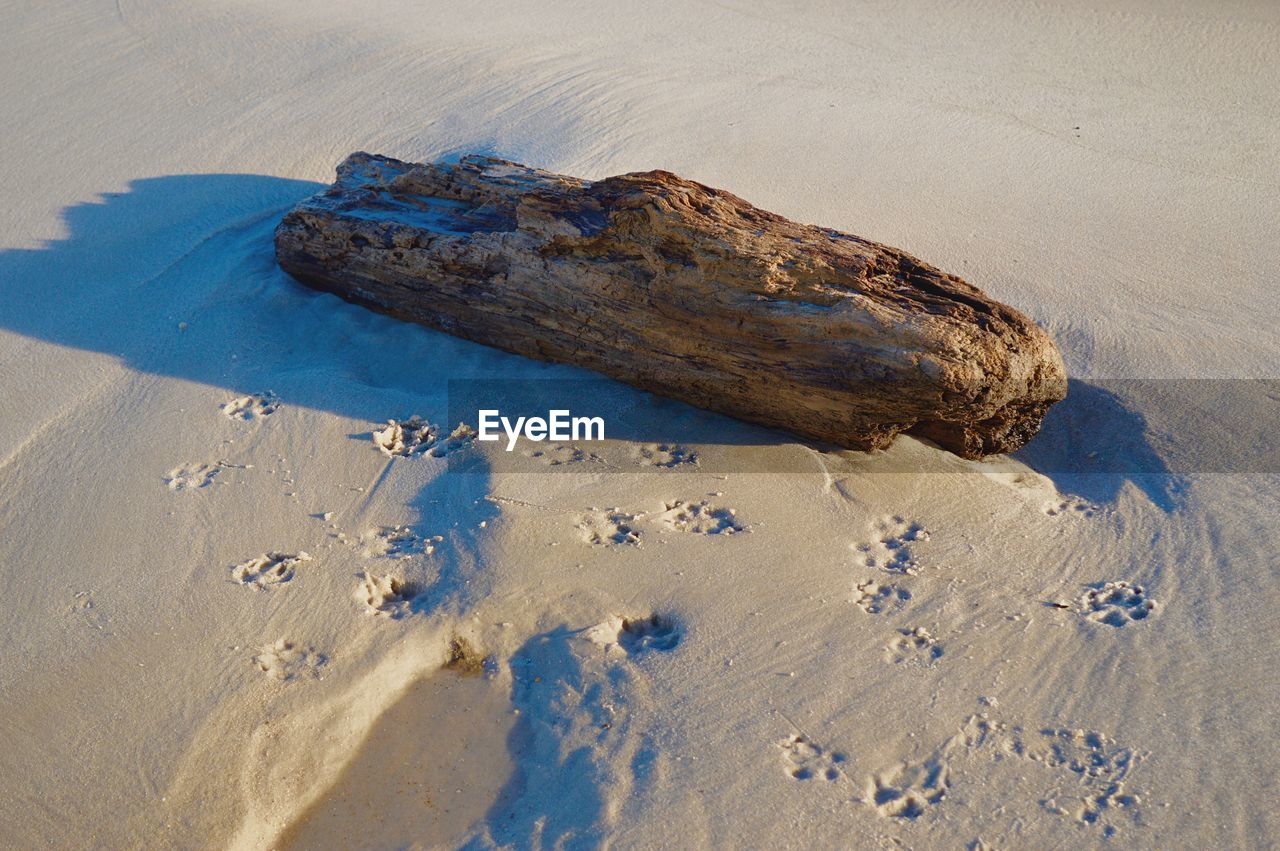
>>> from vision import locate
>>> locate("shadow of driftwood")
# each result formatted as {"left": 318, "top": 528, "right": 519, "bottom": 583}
{"left": 0, "top": 174, "right": 1190, "bottom": 512}
{"left": 0, "top": 174, "right": 522, "bottom": 619}
{"left": 0, "top": 172, "right": 792, "bottom": 448}
{"left": 1013, "top": 380, "right": 1183, "bottom": 511}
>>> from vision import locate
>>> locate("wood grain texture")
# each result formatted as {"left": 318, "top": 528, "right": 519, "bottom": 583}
{"left": 275, "top": 153, "right": 1066, "bottom": 458}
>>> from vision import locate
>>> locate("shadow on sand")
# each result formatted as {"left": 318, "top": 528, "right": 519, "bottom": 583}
{"left": 0, "top": 172, "right": 798, "bottom": 445}
{"left": 0, "top": 173, "right": 1189, "bottom": 508}
{"left": 0, "top": 174, "right": 1199, "bottom": 846}
{"left": 1012, "top": 380, "right": 1182, "bottom": 511}
{"left": 468, "top": 625, "right": 654, "bottom": 849}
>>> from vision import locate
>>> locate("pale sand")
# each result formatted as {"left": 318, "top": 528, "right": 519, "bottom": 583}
{"left": 1, "top": 0, "right": 1278, "bottom": 848}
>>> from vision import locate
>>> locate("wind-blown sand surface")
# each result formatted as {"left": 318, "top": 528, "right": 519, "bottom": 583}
{"left": 2, "top": 1, "right": 1278, "bottom": 847}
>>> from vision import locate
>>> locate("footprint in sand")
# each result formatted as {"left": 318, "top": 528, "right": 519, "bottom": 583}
{"left": 868, "top": 746, "right": 950, "bottom": 819}
{"left": 1034, "top": 727, "right": 1142, "bottom": 831}
{"left": 372, "top": 418, "right": 476, "bottom": 458}
{"left": 372, "top": 416, "right": 437, "bottom": 457}
{"left": 1043, "top": 496, "right": 1102, "bottom": 519}
{"left": 357, "top": 571, "right": 416, "bottom": 617}
{"left": 656, "top": 499, "right": 745, "bottom": 535}
{"left": 430, "top": 423, "right": 477, "bottom": 457}
{"left": 578, "top": 508, "right": 642, "bottom": 546}
{"left": 864, "top": 714, "right": 1145, "bottom": 835}
{"left": 855, "top": 516, "right": 929, "bottom": 575}
{"left": 865, "top": 715, "right": 1006, "bottom": 821}
{"left": 221, "top": 391, "right": 279, "bottom": 421}
{"left": 618, "top": 614, "right": 682, "bottom": 654}
{"left": 164, "top": 461, "right": 223, "bottom": 491}
{"left": 578, "top": 499, "right": 744, "bottom": 545}
{"left": 1075, "top": 581, "right": 1157, "bottom": 627}
{"left": 65, "top": 590, "right": 109, "bottom": 631}
{"left": 778, "top": 734, "right": 847, "bottom": 782}
{"left": 635, "top": 443, "right": 699, "bottom": 468}
{"left": 253, "top": 638, "right": 327, "bottom": 681}
{"left": 1031, "top": 727, "right": 1141, "bottom": 824}
{"left": 854, "top": 580, "right": 912, "bottom": 614}
{"left": 358, "top": 525, "right": 438, "bottom": 560}
{"left": 585, "top": 613, "right": 683, "bottom": 656}
{"left": 231, "top": 552, "right": 311, "bottom": 589}
{"left": 886, "top": 626, "right": 944, "bottom": 666}
{"left": 524, "top": 444, "right": 606, "bottom": 466}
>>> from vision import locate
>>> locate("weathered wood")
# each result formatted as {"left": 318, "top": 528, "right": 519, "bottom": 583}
{"left": 275, "top": 153, "right": 1066, "bottom": 458}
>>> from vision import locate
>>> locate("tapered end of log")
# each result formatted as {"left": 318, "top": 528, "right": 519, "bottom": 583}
{"left": 276, "top": 153, "right": 1067, "bottom": 459}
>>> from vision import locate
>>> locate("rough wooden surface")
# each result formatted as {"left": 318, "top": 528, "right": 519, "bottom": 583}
{"left": 275, "top": 153, "right": 1067, "bottom": 457}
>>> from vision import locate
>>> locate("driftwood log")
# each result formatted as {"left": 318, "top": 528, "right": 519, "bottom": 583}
{"left": 275, "top": 153, "right": 1066, "bottom": 458}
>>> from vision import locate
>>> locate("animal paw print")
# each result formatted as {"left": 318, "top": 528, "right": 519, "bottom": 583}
{"left": 1034, "top": 727, "right": 1141, "bottom": 830}
{"left": 525, "top": 444, "right": 605, "bottom": 466}
{"left": 585, "top": 613, "right": 682, "bottom": 655}
{"left": 855, "top": 516, "right": 928, "bottom": 575}
{"left": 855, "top": 580, "right": 912, "bottom": 614}
{"left": 359, "top": 525, "right": 437, "bottom": 560}
{"left": 636, "top": 443, "right": 698, "bottom": 468}
{"left": 373, "top": 418, "right": 475, "bottom": 458}
{"left": 372, "top": 416, "right": 437, "bottom": 457}
{"left": 868, "top": 752, "right": 949, "bottom": 819}
{"left": 1076, "top": 582, "right": 1156, "bottom": 627}
{"left": 618, "top": 614, "right": 682, "bottom": 654}
{"left": 578, "top": 508, "right": 642, "bottom": 546}
{"left": 164, "top": 461, "right": 222, "bottom": 491}
{"left": 253, "top": 638, "right": 327, "bottom": 681}
{"left": 861, "top": 715, "right": 1145, "bottom": 833}
{"left": 66, "top": 590, "right": 108, "bottom": 631}
{"left": 221, "top": 392, "right": 280, "bottom": 421}
{"left": 1044, "top": 497, "right": 1101, "bottom": 519}
{"left": 657, "top": 500, "right": 744, "bottom": 535}
{"left": 231, "top": 552, "right": 310, "bottom": 589}
{"left": 886, "top": 627, "right": 944, "bottom": 665}
{"left": 778, "top": 734, "right": 847, "bottom": 782}
{"left": 431, "top": 423, "right": 477, "bottom": 457}
{"left": 357, "top": 572, "right": 415, "bottom": 617}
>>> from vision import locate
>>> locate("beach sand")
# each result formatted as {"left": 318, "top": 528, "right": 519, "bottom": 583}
{"left": 1, "top": 0, "right": 1278, "bottom": 847}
